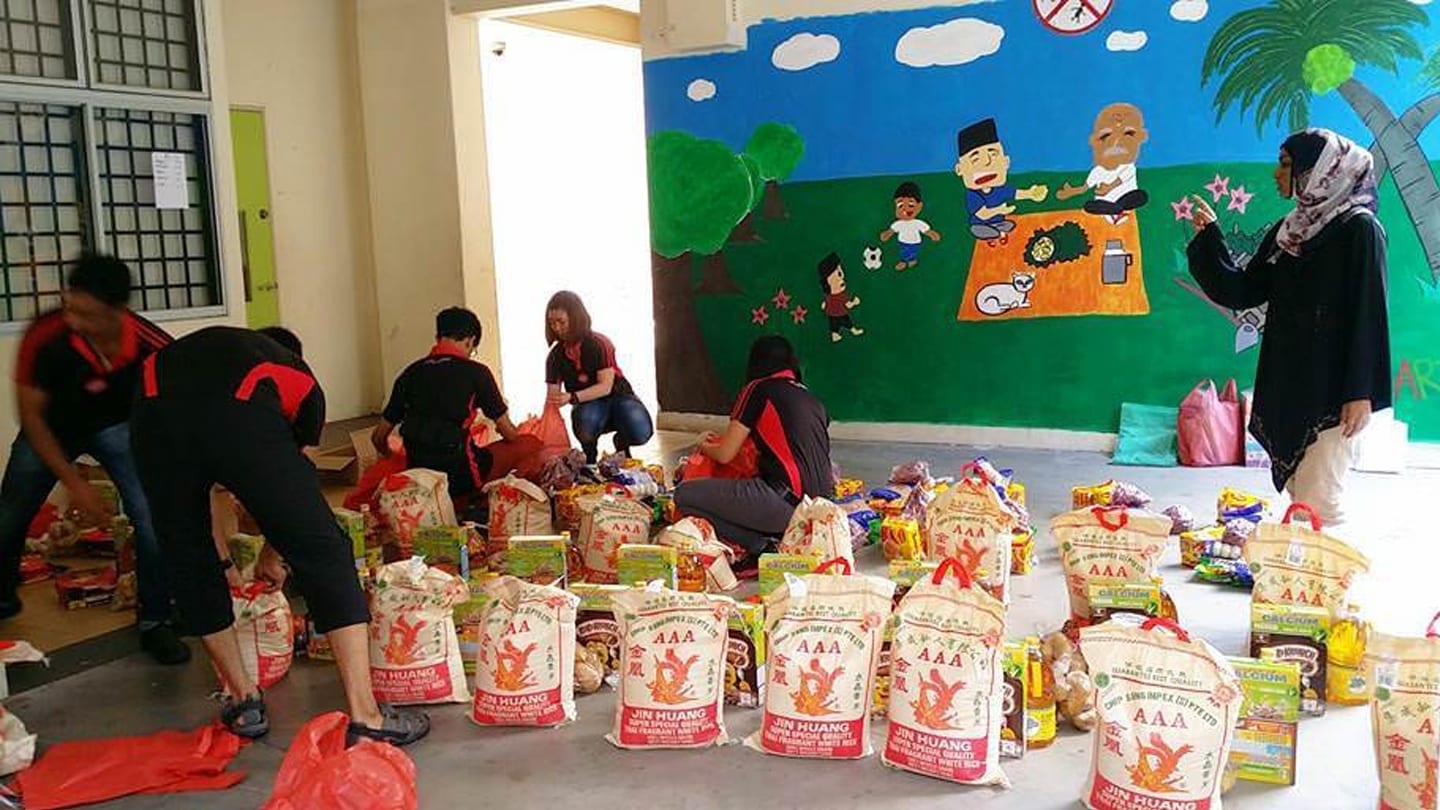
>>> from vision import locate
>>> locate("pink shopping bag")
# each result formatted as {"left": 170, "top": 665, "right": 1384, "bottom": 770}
{"left": 1177, "top": 379, "right": 1243, "bottom": 467}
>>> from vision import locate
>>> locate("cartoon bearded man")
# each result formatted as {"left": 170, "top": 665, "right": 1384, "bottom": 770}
{"left": 1056, "top": 102, "right": 1151, "bottom": 223}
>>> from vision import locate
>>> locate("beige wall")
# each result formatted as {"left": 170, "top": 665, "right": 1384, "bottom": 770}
{"left": 356, "top": 0, "right": 502, "bottom": 384}
{"left": 0, "top": 0, "right": 247, "bottom": 449}
{"left": 220, "top": 0, "right": 382, "bottom": 420}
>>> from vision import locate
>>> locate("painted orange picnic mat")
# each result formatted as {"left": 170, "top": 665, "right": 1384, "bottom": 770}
{"left": 958, "top": 210, "right": 1148, "bottom": 322}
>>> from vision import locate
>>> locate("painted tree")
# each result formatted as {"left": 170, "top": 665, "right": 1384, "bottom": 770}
{"left": 744, "top": 122, "right": 805, "bottom": 219}
{"left": 1370, "top": 45, "right": 1440, "bottom": 177}
{"left": 730, "top": 153, "right": 767, "bottom": 244}
{"left": 648, "top": 130, "right": 753, "bottom": 412}
{"left": 1202, "top": 0, "right": 1440, "bottom": 281}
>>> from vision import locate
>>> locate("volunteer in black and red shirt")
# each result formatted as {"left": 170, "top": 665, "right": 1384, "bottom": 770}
{"left": 131, "top": 326, "right": 428, "bottom": 746}
{"left": 0, "top": 254, "right": 189, "bottom": 663}
{"left": 372, "top": 307, "right": 540, "bottom": 495}
{"left": 544, "top": 291, "right": 653, "bottom": 464}
{"left": 674, "top": 335, "right": 835, "bottom": 559}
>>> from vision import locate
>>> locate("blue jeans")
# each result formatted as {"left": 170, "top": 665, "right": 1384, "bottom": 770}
{"left": 0, "top": 424, "right": 172, "bottom": 625}
{"left": 572, "top": 395, "right": 654, "bottom": 464}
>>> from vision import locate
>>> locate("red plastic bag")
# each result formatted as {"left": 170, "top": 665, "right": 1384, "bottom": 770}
{"left": 514, "top": 405, "right": 571, "bottom": 481}
{"left": 1177, "top": 379, "right": 1243, "bottom": 467}
{"left": 344, "top": 451, "right": 409, "bottom": 512}
{"left": 16, "top": 723, "right": 245, "bottom": 810}
{"left": 26, "top": 502, "right": 57, "bottom": 539}
{"left": 261, "top": 713, "right": 417, "bottom": 810}
{"left": 677, "top": 437, "right": 760, "bottom": 483}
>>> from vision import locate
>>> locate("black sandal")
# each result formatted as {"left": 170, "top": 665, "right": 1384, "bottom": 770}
{"left": 346, "top": 705, "right": 431, "bottom": 748}
{"left": 220, "top": 694, "right": 269, "bottom": 739}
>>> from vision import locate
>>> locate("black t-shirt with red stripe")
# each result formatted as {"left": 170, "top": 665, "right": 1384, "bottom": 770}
{"left": 732, "top": 371, "right": 834, "bottom": 498}
{"left": 381, "top": 345, "right": 507, "bottom": 456}
{"left": 545, "top": 333, "right": 634, "bottom": 398}
{"left": 142, "top": 326, "right": 325, "bottom": 447}
{"left": 14, "top": 309, "right": 171, "bottom": 449}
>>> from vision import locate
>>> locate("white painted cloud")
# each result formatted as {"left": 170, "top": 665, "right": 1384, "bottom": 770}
{"left": 895, "top": 18, "right": 1004, "bottom": 68}
{"left": 1169, "top": 0, "right": 1209, "bottom": 21}
{"left": 1106, "top": 30, "right": 1148, "bottom": 52}
{"left": 686, "top": 79, "right": 717, "bottom": 102}
{"left": 771, "top": 33, "right": 841, "bottom": 72}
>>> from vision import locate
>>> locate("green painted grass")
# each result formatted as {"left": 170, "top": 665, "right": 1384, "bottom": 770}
{"left": 687, "top": 162, "right": 1440, "bottom": 441}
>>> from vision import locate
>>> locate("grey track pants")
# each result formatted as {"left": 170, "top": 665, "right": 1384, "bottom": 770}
{"left": 673, "top": 477, "right": 797, "bottom": 555}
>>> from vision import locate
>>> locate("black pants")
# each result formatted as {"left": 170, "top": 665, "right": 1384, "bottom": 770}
{"left": 131, "top": 397, "right": 369, "bottom": 637}
{"left": 828, "top": 314, "right": 855, "bottom": 333}
{"left": 1084, "top": 189, "right": 1149, "bottom": 215}
{"left": 674, "top": 477, "right": 797, "bottom": 555}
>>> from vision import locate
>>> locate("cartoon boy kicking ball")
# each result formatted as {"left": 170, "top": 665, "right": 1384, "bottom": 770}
{"left": 880, "top": 181, "right": 940, "bottom": 270}
{"left": 819, "top": 252, "right": 863, "bottom": 343}
{"left": 956, "top": 118, "right": 1048, "bottom": 245}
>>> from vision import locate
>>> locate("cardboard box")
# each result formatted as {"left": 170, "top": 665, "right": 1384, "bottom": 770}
{"left": 506, "top": 535, "right": 569, "bottom": 587}
{"left": 725, "top": 601, "right": 765, "bottom": 708}
{"left": 1001, "top": 640, "right": 1029, "bottom": 759}
{"left": 454, "top": 583, "right": 495, "bottom": 676}
{"left": 334, "top": 508, "right": 366, "bottom": 571}
{"left": 570, "top": 582, "right": 628, "bottom": 674}
{"left": 1250, "top": 602, "right": 1330, "bottom": 716}
{"left": 412, "top": 525, "right": 471, "bottom": 579}
{"left": 1229, "top": 656, "right": 1302, "bottom": 785}
{"left": 1088, "top": 582, "right": 1164, "bottom": 622}
{"left": 616, "top": 544, "right": 678, "bottom": 589}
{"left": 758, "top": 553, "right": 822, "bottom": 598}
{"left": 55, "top": 565, "right": 117, "bottom": 609}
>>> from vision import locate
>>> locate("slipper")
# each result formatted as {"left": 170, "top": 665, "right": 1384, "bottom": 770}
{"left": 346, "top": 705, "right": 430, "bottom": 748}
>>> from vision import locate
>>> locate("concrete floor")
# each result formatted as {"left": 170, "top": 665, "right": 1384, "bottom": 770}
{"left": 7, "top": 439, "right": 1436, "bottom": 809}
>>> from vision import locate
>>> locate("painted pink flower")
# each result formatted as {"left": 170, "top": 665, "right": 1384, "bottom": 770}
{"left": 1227, "top": 185, "right": 1254, "bottom": 214}
{"left": 1171, "top": 197, "right": 1194, "bottom": 221}
{"left": 1205, "top": 174, "right": 1231, "bottom": 202}
{"left": 751, "top": 306, "right": 770, "bottom": 326}
{"left": 791, "top": 305, "right": 808, "bottom": 324}
{"left": 772, "top": 288, "right": 791, "bottom": 310}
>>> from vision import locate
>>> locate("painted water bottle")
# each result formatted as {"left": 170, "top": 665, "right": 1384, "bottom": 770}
{"left": 1025, "top": 636, "right": 1057, "bottom": 749}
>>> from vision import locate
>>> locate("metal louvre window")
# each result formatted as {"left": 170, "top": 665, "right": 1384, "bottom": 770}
{"left": 0, "top": 0, "right": 78, "bottom": 81}
{"left": 0, "top": 100, "right": 85, "bottom": 321}
{"left": 95, "top": 106, "right": 214, "bottom": 310}
{"left": 88, "top": 0, "right": 200, "bottom": 92}
{"left": 0, "top": 0, "right": 218, "bottom": 325}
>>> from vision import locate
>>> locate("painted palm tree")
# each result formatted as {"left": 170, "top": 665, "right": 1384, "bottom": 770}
{"left": 1203, "top": 0, "right": 1440, "bottom": 282}
{"left": 1370, "top": 46, "right": 1440, "bottom": 178}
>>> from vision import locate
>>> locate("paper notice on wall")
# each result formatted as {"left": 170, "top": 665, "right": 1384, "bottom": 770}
{"left": 150, "top": 152, "right": 189, "bottom": 210}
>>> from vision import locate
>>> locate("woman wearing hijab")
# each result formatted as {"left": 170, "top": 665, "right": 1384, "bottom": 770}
{"left": 674, "top": 336, "right": 834, "bottom": 563}
{"left": 1187, "top": 128, "right": 1391, "bottom": 528}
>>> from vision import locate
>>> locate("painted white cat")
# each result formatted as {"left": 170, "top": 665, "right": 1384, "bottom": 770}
{"left": 975, "top": 272, "right": 1036, "bottom": 317}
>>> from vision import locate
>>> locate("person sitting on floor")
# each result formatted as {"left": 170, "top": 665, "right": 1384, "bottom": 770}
{"left": 131, "top": 325, "right": 428, "bottom": 745}
{"left": 544, "top": 291, "right": 653, "bottom": 465}
{"left": 674, "top": 335, "right": 835, "bottom": 565}
{"left": 372, "top": 307, "right": 541, "bottom": 496}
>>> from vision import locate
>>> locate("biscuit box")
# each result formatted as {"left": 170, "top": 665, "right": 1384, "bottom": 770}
{"left": 725, "top": 601, "right": 766, "bottom": 708}
{"left": 1250, "top": 601, "right": 1330, "bottom": 716}
{"left": 570, "top": 582, "right": 628, "bottom": 675}
{"left": 506, "top": 535, "right": 569, "bottom": 588}
{"left": 616, "top": 544, "right": 678, "bottom": 590}
{"left": 1001, "top": 640, "right": 1028, "bottom": 759}
{"left": 1228, "top": 656, "right": 1302, "bottom": 786}
{"left": 757, "top": 553, "right": 821, "bottom": 598}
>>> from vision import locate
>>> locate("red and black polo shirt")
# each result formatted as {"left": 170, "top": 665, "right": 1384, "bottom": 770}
{"left": 381, "top": 343, "right": 508, "bottom": 459}
{"left": 14, "top": 309, "right": 171, "bottom": 448}
{"left": 141, "top": 326, "right": 325, "bottom": 447}
{"left": 731, "top": 370, "right": 834, "bottom": 499}
{"left": 545, "top": 333, "right": 634, "bottom": 398}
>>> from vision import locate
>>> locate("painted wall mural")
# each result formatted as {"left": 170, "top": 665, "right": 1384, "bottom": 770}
{"left": 643, "top": 0, "right": 1440, "bottom": 440}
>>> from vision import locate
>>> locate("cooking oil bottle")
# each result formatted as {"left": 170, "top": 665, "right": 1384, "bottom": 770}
{"left": 1328, "top": 603, "right": 1371, "bottom": 706}
{"left": 1026, "top": 636, "right": 1057, "bottom": 749}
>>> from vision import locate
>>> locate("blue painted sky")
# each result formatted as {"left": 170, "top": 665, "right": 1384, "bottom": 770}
{"left": 643, "top": 0, "right": 1440, "bottom": 182}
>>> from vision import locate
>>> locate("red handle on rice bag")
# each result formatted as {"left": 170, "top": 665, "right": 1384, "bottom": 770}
{"left": 813, "top": 557, "right": 852, "bottom": 576}
{"left": 1092, "top": 506, "right": 1129, "bottom": 532}
{"left": 931, "top": 557, "right": 975, "bottom": 589}
{"left": 1427, "top": 613, "right": 1440, "bottom": 639}
{"left": 1282, "top": 502, "right": 1323, "bottom": 530}
{"left": 1140, "top": 617, "right": 1191, "bottom": 643}
{"left": 958, "top": 463, "right": 987, "bottom": 487}
{"left": 604, "top": 483, "right": 630, "bottom": 498}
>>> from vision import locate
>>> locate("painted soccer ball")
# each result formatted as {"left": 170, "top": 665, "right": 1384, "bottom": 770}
{"left": 863, "top": 246, "right": 883, "bottom": 270}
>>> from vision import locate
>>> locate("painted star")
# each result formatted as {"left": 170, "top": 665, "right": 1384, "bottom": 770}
{"left": 751, "top": 306, "right": 770, "bottom": 326}
{"left": 1227, "top": 185, "right": 1254, "bottom": 214}
{"left": 772, "top": 288, "right": 791, "bottom": 309}
{"left": 1171, "top": 197, "right": 1194, "bottom": 221}
{"left": 791, "top": 305, "right": 808, "bottom": 324}
{"left": 1205, "top": 174, "right": 1231, "bottom": 202}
